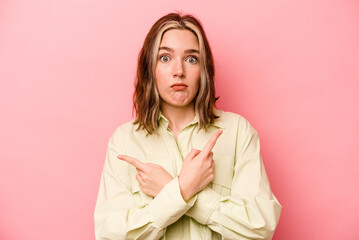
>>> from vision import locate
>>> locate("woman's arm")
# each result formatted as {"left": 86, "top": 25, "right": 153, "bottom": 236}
{"left": 184, "top": 117, "right": 282, "bottom": 240}
{"left": 94, "top": 128, "right": 196, "bottom": 240}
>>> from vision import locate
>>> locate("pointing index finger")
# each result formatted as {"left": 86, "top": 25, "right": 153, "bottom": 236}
{"left": 117, "top": 155, "right": 146, "bottom": 171}
{"left": 201, "top": 130, "right": 223, "bottom": 155}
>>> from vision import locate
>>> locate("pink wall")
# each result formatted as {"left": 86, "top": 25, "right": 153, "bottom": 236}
{"left": 1, "top": 0, "right": 358, "bottom": 239}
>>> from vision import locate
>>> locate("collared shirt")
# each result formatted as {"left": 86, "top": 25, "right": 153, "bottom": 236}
{"left": 94, "top": 109, "right": 282, "bottom": 240}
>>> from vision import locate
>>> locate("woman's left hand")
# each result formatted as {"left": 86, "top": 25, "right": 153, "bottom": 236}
{"left": 117, "top": 155, "right": 173, "bottom": 197}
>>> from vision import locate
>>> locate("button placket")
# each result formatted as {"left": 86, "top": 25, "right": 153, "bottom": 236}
{"left": 161, "top": 127, "right": 183, "bottom": 176}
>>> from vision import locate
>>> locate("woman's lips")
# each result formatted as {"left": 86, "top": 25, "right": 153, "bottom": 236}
{"left": 171, "top": 83, "right": 187, "bottom": 91}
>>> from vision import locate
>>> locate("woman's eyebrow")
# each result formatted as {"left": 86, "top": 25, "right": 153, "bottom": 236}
{"left": 159, "top": 46, "right": 173, "bottom": 52}
{"left": 159, "top": 46, "right": 199, "bottom": 54}
{"left": 184, "top": 49, "right": 199, "bottom": 54}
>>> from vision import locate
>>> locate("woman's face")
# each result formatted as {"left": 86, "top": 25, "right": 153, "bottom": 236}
{"left": 155, "top": 29, "right": 201, "bottom": 109}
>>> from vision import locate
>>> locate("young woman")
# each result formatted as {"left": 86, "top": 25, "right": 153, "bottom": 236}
{"left": 94, "top": 13, "right": 281, "bottom": 240}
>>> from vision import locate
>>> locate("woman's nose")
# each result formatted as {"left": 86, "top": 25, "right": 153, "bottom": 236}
{"left": 173, "top": 60, "right": 184, "bottom": 78}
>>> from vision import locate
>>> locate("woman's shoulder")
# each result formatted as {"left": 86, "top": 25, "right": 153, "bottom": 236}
{"left": 214, "top": 109, "right": 255, "bottom": 131}
{"left": 109, "top": 119, "right": 139, "bottom": 140}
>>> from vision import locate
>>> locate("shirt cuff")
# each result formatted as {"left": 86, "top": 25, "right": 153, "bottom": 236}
{"left": 185, "top": 186, "right": 221, "bottom": 224}
{"left": 147, "top": 177, "right": 197, "bottom": 228}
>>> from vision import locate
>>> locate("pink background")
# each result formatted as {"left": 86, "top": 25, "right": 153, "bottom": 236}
{"left": 1, "top": 0, "right": 358, "bottom": 239}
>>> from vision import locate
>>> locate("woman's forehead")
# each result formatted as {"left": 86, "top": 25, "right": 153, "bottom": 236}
{"left": 159, "top": 29, "right": 199, "bottom": 51}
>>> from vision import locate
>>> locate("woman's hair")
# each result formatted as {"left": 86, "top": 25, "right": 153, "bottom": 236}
{"left": 133, "top": 12, "right": 218, "bottom": 134}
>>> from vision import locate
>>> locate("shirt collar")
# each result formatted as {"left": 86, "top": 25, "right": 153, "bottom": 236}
{"left": 158, "top": 111, "right": 169, "bottom": 129}
{"left": 158, "top": 108, "right": 224, "bottom": 129}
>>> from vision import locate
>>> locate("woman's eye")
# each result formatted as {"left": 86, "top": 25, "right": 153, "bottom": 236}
{"left": 160, "top": 55, "right": 170, "bottom": 62}
{"left": 186, "top": 56, "right": 198, "bottom": 64}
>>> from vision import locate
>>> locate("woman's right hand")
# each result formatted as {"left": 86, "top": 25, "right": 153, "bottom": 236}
{"left": 178, "top": 130, "right": 223, "bottom": 202}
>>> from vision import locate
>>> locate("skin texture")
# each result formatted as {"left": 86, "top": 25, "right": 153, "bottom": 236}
{"left": 118, "top": 29, "right": 222, "bottom": 201}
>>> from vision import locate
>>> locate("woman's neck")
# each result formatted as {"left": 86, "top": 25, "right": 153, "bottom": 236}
{"left": 161, "top": 103, "right": 195, "bottom": 137}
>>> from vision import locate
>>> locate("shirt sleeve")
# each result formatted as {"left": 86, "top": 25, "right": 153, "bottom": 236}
{"left": 94, "top": 127, "right": 197, "bottom": 240}
{"left": 185, "top": 116, "right": 282, "bottom": 240}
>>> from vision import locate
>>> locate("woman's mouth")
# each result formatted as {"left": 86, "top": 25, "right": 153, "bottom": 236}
{"left": 171, "top": 83, "right": 187, "bottom": 91}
